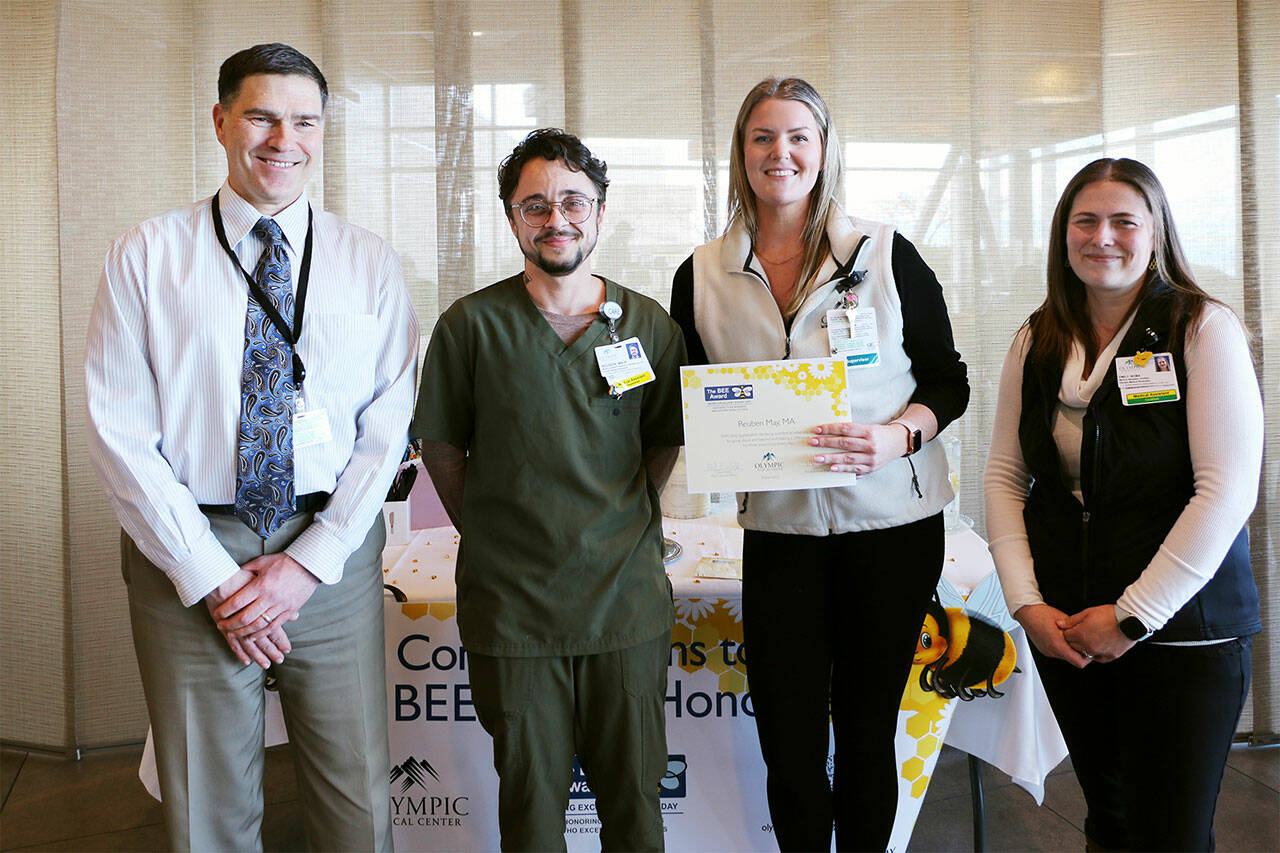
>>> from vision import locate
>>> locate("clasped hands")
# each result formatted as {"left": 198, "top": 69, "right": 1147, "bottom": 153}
{"left": 203, "top": 553, "right": 320, "bottom": 669}
{"left": 809, "top": 421, "right": 905, "bottom": 475}
{"left": 1016, "top": 603, "right": 1137, "bottom": 669}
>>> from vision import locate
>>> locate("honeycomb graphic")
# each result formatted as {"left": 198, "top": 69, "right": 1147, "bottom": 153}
{"left": 400, "top": 602, "right": 456, "bottom": 622}
{"left": 690, "top": 362, "right": 849, "bottom": 419}
{"left": 672, "top": 598, "right": 747, "bottom": 694}
{"left": 898, "top": 667, "right": 953, "bottom": 798}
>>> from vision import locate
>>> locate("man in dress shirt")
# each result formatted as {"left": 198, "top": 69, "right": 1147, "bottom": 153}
{"left": 413, "top": 129, "right": 685, "bottom": 850}
{"left": 85, "top": 43, "right": 417, "bottom": 851}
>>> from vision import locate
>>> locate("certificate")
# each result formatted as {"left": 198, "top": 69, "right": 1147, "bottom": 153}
{"left": 680, "top": 357, "right": 858, "bottom": 493}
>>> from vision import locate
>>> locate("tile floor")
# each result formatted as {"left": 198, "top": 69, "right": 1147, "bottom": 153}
{"left": 1, "top": 742, "right": 1276, "bottom": 851}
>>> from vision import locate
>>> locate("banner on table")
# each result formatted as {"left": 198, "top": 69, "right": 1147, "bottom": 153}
{"left": 384, "top": 577, "right": 1022, "bottom": 852}
{"left": 383, "top": 595, "right": 774, "bottom": 852}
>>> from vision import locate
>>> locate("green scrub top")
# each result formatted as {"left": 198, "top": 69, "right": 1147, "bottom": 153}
{"left": 413, "top": 275, "right": 686, "bottom": 657}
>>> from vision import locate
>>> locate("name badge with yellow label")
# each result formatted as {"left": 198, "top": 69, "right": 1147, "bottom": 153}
{"left": 1115, "top": 351, "right": 1180, "bottom": 406}
{"left": 594, "top": 336, "right": 655, "bottom": 394}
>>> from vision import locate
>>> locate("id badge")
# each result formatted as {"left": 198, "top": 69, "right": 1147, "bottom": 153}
{"left": 295, "top": 407, "right": 334, "bottom": 448}
{"left": 1115, "top": 351, "right": 1180, "bottom": 406}
{"left": 594, "top": 336, "right": 655, "bottom": 393}
{"left": 826, "top": 306, "right": 880, "bottom": 368}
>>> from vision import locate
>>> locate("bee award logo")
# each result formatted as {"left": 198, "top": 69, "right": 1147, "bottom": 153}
{"left": 565, "top": 754, "right": 688, "bottom": 834}
{"left": 568, "top": 754, "right": 687, "bottom": 801}
{"left": 704, "top": 384, "right": 753, "bottom": 402}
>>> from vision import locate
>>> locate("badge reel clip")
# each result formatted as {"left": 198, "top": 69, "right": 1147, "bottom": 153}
{"left": 600, "top": 300, "right": 623, "bottom": 397}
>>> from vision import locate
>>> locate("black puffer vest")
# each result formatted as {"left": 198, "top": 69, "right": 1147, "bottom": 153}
{"left": 1018, "top": 286, "right": 1261, "bottom": 641}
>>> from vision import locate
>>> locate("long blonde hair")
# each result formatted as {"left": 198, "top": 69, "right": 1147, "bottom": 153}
{"left": 727, "top": 77, "right": 844, "bottom": 319}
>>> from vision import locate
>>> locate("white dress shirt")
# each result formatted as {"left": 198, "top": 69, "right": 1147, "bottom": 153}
{"left": 984, "top": 302, "right": 1263, "bottom": 632}
{"left": 86, "top": 184, "right": 420, "bottom": 606}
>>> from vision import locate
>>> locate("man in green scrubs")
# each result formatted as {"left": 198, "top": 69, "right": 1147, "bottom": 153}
{"left": 413, "top": 129, "right": 685, "bottom": 851}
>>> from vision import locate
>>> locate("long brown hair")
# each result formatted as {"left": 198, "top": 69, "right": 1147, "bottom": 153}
{"left": 1028, "top": 157, "right": 1214, "bottom": 367}
{"left": 727, "top": 77, "right": 844, "bottom": 320}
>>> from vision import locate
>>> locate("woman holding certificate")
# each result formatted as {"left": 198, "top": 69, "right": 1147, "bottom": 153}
{"left": 669, "top": 77, "right": 968, "bottom": 851}
{"left": 984, "top": 158, "right": 1261, "bottom": 850}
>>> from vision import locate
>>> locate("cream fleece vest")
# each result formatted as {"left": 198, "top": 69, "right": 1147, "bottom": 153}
{"left": 690, "top": 211, "right": 952, "bottom": 534}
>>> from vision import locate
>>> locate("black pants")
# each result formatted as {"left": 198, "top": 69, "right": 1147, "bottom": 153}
{"left": 742, "top": 513, "right": 944, "bottom": 852}
{"left": 1032, "top": 636, "right": 1251, "bottom": 851}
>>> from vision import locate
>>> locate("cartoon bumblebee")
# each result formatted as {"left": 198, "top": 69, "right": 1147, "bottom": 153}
{"left": 914, "top": 594, "right": 1018, "bottom": 701}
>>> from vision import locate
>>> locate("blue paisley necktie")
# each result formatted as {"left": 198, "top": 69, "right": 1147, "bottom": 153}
{"left": 234, "top": 217, "right": 296, "bottom": 538}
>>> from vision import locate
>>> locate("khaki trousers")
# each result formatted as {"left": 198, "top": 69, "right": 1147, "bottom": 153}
{"left": 124, "top": 512, "right": 392, "bottom": 853}
{"left": 468, "top": 632, "right": 670, "bottom": 853}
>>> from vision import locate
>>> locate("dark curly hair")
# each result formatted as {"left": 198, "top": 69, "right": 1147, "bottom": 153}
{"left": 497, "top": 128, "right": 609, "bottom": 219}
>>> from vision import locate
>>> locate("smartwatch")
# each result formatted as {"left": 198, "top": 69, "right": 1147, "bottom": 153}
{"left": 893, "top": 421, "right": 923, "bottom": 457}
{"left": 1114, "top": 605, "right": 1153, "bottom": 641}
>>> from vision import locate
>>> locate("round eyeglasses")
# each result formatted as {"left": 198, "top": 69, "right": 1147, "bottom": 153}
{"left": 510, "top": 196, "right": 598, "bottom": 227}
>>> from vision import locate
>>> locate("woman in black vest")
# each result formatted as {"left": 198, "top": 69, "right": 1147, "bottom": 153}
{"left": 985, "top": 157, "right": 1262, "bottom": 850}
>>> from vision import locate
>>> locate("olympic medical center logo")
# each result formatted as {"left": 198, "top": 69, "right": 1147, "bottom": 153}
{"left": 389, "top": 755, "right": 470, "bottom": 828}
{"left": 390, "top": 756, "right": 439, "bottom": 792}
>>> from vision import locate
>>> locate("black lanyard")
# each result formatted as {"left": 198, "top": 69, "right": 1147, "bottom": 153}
{"left": 211, "top": 193, "right": 314, "bottom": 388}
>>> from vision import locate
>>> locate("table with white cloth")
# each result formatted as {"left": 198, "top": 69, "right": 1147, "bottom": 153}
{"left": 141, "top": 513, "right": 1067, "bottom": 852}
{"left": 376, "top": 514, "right": 1066, "bottom": 852}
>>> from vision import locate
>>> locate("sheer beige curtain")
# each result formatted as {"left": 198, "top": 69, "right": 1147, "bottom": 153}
{"left": 2, "top": 0, "right": 1274, "bottom": 750}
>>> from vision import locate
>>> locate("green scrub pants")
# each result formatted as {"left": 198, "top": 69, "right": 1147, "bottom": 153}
{"left": 469, "top": 631, "right": 670, "bottom": 852}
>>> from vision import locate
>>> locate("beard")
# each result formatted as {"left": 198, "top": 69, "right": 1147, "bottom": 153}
{"left": 522, "top": 227, "right": 597, "bottom": 276}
